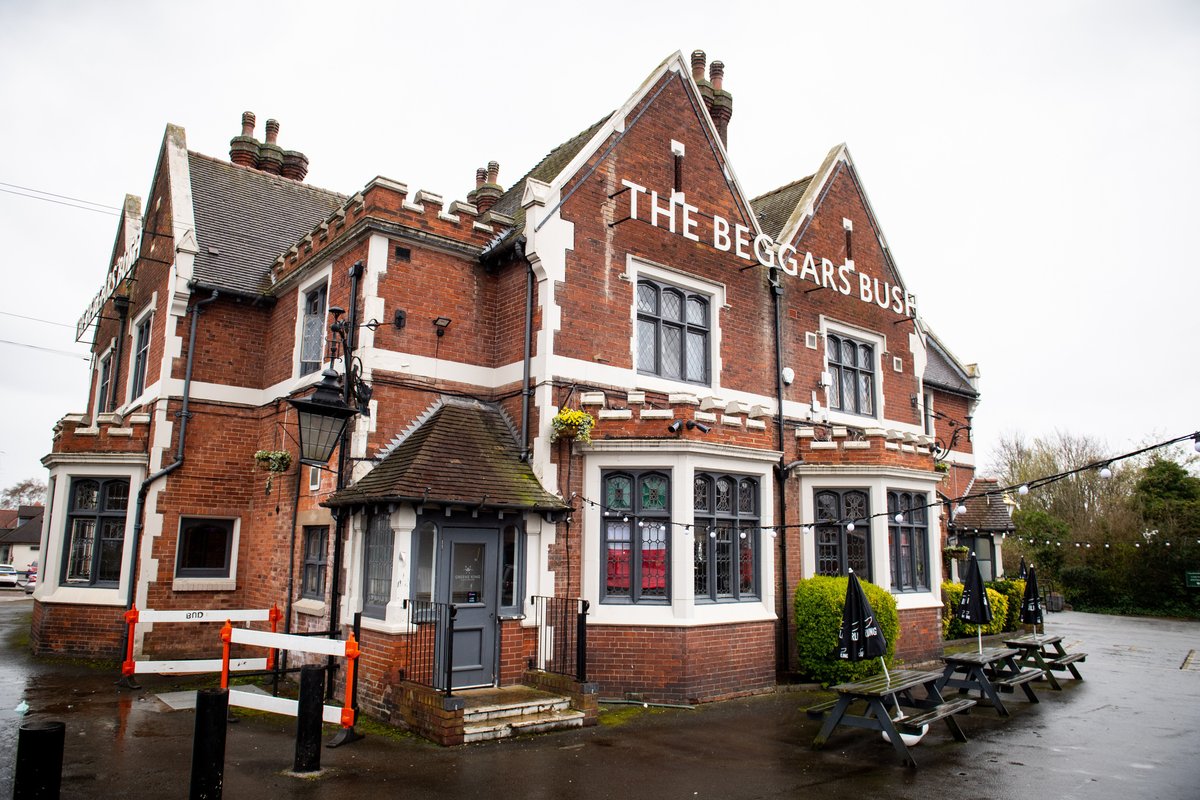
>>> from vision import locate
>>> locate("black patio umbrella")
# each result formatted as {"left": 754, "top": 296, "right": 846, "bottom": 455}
{"left": 836, "top": 569, "right": 888, "bottom": 664}
{"left": 1020, "top": 565, "right": 1044, "bottom": 635}
{"left": 956, "top": 552, "right": 993, "bottom": 654}
{"left": 1018, "top": 556, "right": 1028, "bottom": 580}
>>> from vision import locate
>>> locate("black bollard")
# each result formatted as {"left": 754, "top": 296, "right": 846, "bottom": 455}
{"left": 14, "top": 720, "right": 65, "bottom": 799}
{"left": 294, "top": 664, "right": 324, "bottom": 773}
{"left": 190, "top": 688, "right": 229, "bottom": 800}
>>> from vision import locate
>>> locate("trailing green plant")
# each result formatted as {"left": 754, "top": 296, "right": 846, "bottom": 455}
{"left": 941, "top": 581, "right": 1009, "bottom": 639}
{"left": 793, "top": 575, "right": 898, "bottom": 685}
{"left": 943, "top": 545, "right": 970, "bottom": 559}
{"left": 253, "top": 449, "right": 293, "bottom": 473}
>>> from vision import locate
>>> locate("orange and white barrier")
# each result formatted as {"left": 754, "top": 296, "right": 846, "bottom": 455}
{"left": 220, "top": 622, "right": 360, "bottom": 729}
{"left": 121, "top": 604, "right": 282, "bottom": 677}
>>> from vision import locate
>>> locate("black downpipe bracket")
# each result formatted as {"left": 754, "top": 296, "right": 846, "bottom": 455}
{"left": 769, "top": 267, "right": 790, "bottom": 674}
{"left": 122, "top": 291, "right": 220, "bottom": 666}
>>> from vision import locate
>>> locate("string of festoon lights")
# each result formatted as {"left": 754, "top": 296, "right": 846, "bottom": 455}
{"left": 562, "top": 431, "right": 1200, "bottom": 541}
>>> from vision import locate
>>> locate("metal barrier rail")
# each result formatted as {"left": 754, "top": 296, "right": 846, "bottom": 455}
{"left": 121, "top": 604, "right": 281, "bottom": 677}
{"left": 531, "top": 595, "right": 589, "bottom": 683}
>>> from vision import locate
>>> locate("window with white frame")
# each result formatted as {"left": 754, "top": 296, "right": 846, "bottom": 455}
{"left": 175, "top": 517, "right": 235, "bottom": 578}
{"left": 693, "top": 473, "right": 759, "bottom": 602}
{"left": 887, "top": 491, "right": 929, "bottom": 592}
{"left": 63, "top": 477, "right": 129, "bottom": 586}
{"left": 96, "top": 352, "right": 113, "bottom": 415}
{"left": 299, "top": 282, "right": 328, "bottom": 376}
{"left": 129, "top": 314, "right": 152, "bottom": 399}
{"left": 636, "top": 278, "right": 710, "bottom": 384}
{"left": 827, "top": 332, "right": 875, "bottom": 416}
{"left": 814, "top": 488, "right": 871, "bottom": 579}
{"left": 308, "top": 465, "right": 321, "bottom": 492}
{"left": 601, "top": 470, "right": 670, "bottom": 604}
{"left": 361, "top": 512, "right": 393, "bottom": 619}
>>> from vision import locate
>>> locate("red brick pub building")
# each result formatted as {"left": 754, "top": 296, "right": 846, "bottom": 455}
{"left": 34, "top": 50, "right": 981, "bottom": 742}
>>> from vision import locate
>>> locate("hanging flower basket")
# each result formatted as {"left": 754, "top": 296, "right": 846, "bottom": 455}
{"left": 253, "top": 450, "right": 293, "bottom": 473}
{"left": 549, "top": 408, "right": 595, "bottom": 443}
{"left": 943, "top": 545, "right": 970, "bottom": 561}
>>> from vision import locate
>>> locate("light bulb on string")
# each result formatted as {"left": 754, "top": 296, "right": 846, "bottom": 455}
{"left": 740, "top": 531, "right": 747, "bottom": 539}
{"left": 770, "top": 530, "right": 778, "bottom": 539}
{"left": 955, "top": 504, "right": 967, "bottom": 517}
{"left": 709, "top": 528, "right": 717, "bottom": 539}
{"left": 894, "top": 513, "right": 904, "bottom": 523}
{"left": 846, "top": 522, "right": 855, "bottom": 532}
{"left": 1018, "top": 485, "right": 1029, "bottom": 496}
{"left": 1100, "top": 467, "right": 1112, "bottom": 479}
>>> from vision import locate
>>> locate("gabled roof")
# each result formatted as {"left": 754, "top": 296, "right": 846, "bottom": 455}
{"left": 923, "top": 329, "right": 978, "bottom": 397}
{"left": 492, "top": 117, "right": 609, "bottom": 231}
{"left": 0, "top": 512, "right": 43, "bottom": 545}
{"left": 326, "top": 397, "right": 567, "bottom": 512}
{"left": 187, "top": 153, "right": 345, "bottom": 296}
{"left": 751, "top": 176, "right": 813, "bottom": 240}
{"left": 951, "top": 478, "right": 1014, "bottom": 533}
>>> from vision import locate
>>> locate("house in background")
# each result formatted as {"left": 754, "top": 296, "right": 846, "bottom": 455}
{"left": 34, "top": 49, "right": 982, "bottom": 743}
{"left": 1, "top": 505, "right": 42, "bottom": 571}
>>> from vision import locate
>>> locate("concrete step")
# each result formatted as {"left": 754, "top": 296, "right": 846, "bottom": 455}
{"left": 463, "top": 707, "right": 586, "bottom": 743}
{"left": 462, "top": 695, "right": 571, "bottom": 724}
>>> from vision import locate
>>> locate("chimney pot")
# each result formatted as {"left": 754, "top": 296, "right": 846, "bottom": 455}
{"left": 265, "top": 119, "right": 280, "bottom": 144}
{"left": 476, "top": 167, "right": 487, "bottom": 188}
{"left": 709, "top": 61, "right": 724, "bottom": 91}
{"left": 691, "top": 50, "right": 706, "bottom": 83}
{"left": 241, "top": 111, "right": 256, "bottom": 137}
{"left": 486, "top": 161, "right": 500, "bottom": 185}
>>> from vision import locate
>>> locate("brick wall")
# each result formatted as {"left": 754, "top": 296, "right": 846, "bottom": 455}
{"left": 31, "top": 600, "right": 125, "bottom": 659}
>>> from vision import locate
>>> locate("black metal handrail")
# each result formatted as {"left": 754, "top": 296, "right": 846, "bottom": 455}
{"left": 530, "top": 595, "right": 589, "bottom": 682}
{"left": 401, "top": 599, "right": 456, "bottom": 696}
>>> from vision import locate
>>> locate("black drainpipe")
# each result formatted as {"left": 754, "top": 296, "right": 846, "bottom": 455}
{"left": 769, "top": 266, "right": 790, "bottom": 674}
{"left": 125, "top": 290, "right": 219, "bottom": 613}
{"left": 516, "top": 236, "right": 533, "bottom": 461}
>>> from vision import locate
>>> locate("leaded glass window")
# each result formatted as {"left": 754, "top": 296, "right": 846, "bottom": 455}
{"left": 602, "top": 471, "right": 671, "bottom": 604}
{"left": 636, "top": 278, "right": 709, "bottom": 385}
{"left": 814, "top": 489, "right": 871, "bottom": 579}
{"left": 827, "top": 333, "right": 875, "bottom": 416}
{"left": 300, "top": 283, "right": 328, "bottom": 376}
{"left": 694, "top": 472, "right": 759, "bottom": 602}
{"left": 888, "top": 491, "right": 929, "bottom": 592}
{"left": 62, "top": 477, "right": 129, "bottom": 586}
{"left": 362, "top": 512, "right": 394, "bottom": 619}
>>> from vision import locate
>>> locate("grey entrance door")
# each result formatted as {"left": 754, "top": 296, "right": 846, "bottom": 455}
{"left": 437, "top": 528, "right": 497, "bottom": 688}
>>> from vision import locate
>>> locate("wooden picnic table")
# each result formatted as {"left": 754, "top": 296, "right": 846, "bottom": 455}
{"left": 937, "top": 646, "right": 1043, "bottom": 716}
{"left": 807, "top": 668, "right": 976, "bottom": 768}
{"left": 1003, "top": 633, "right": 1087, "bottom": 690}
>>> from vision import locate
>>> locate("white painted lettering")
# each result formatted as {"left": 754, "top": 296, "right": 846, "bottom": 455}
{"left": 799, "top": 251, "right": 819, "bottom": 284}
{"left": 821, "top": 258, "right": 836, "bottom": 289}
{"left": 734, "top": 224, "right": 752, "bottom": 260}
{"left": 859, "top": 273, "right": 873, "bottom": 304}
{"left": 681, "top": 200, "right": 700, "bottom": 241}
{"left": 837, "top": 263, "right": 852, "bottom": 295}
{"left": 753, "top": 234, "right": 776, "bottom": 268}
{"left": 713, "top": 215, "right": 731, "bottom": 251}
{"left": 650, "top": 191, "right": 675, "bottom": 233}
{"left": 874, "top": 278, "right": 891, "bottom": 310}
{"left": 621, "top": 179, "right": 647, "bottom": 221}
{"left": 891, "top": 285, "right": 905, "bottom": 314}
{"left": 778, "top": 243, "right": 798, "bottom": 276}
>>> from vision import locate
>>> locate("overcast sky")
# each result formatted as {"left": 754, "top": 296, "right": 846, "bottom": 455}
{"left": 1, "top": 0, "right": 1197, "bottom": 494}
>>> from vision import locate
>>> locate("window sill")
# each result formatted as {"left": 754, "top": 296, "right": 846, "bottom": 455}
{"left": 294, "top": 599, "right": 326, "bottom": 617}
{"left": 172, "top": 578, "right": 236, "bottom": 592}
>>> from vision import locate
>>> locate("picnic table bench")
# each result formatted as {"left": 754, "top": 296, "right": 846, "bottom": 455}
{"left": 807, "top": 668, "right": 975, "bottom": 768}
{"left": 938, "top": 647, "right": 1043, "bottom": 716}
{"left": 1003, "top": 634, "right": 1087, "bottom": 689}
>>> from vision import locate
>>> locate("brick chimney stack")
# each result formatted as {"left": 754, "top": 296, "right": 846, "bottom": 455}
{"left": 256, "top": 118, "right": 283, "bottom": 174}
{"left": 691, "top": 50, "right": 714, "bottom": 109}
{"left": 708, "top": 60, "right": 733, "bottom": 147}
{"left": 474, "top": 161, "right": 503, "bottom": 214}
{"left": 229, "top": 111, "right": 260, "bottom": 167}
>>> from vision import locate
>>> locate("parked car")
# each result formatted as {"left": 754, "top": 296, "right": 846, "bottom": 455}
{"left": 24, "top": 573, "right": 37, "bottom": 594}
{"left": 0, "top": 565, "right": 18, "bottom": 588}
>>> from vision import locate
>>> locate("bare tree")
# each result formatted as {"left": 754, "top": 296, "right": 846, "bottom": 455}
{"left": 1, "top": 478, "right": 47, "bottom": 508}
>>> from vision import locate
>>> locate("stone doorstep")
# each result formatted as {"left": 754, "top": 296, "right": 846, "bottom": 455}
{"left": 464, "top": 696, "right": 571, "bottom": 723}
{"left": 463, "top": 707, "right": 586, "bottom": 743}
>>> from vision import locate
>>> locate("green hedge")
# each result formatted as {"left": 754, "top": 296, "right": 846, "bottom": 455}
{"left": 941, "top": 582, "right": 1009, "bottom": 639}
{"left": 987, "top": 578, "right": 1026, "bottom": 632}
{"left": 793, "top": 575, "right": 898, "bottom": 685}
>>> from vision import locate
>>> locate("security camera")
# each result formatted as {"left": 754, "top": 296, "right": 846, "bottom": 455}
{"left": 686, "top": 420, "right": 711, "bottom": 433}
{"left": 667, "top": 420, "right": 683, "bottom": 433}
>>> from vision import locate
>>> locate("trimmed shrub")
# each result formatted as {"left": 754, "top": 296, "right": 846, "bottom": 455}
{"left": 941, "top": 582, "right": 1009, "bottom": 639}
{"left": 793, "top": 575, "right": 898, "bottom": 685}
{"left": 987, "top": 578, "right": 1025, "bottom": 632}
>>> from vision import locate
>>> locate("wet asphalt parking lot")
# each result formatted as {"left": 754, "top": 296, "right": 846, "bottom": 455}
{"left": 1, "top": 590, "right": 1198, "bottom": 799}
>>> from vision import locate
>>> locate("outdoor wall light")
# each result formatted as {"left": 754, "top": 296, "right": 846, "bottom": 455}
{"left": 667, "top": 419, "right": 683, "bottom": 433}
{"left": 394, "top": 309, "right": 406, "bottom": 329}
{"left": 433, "top": 316, "right": 452, "bottom": 336}
{"left": 686, "top": 420, "right": 711, "bottom": 433}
